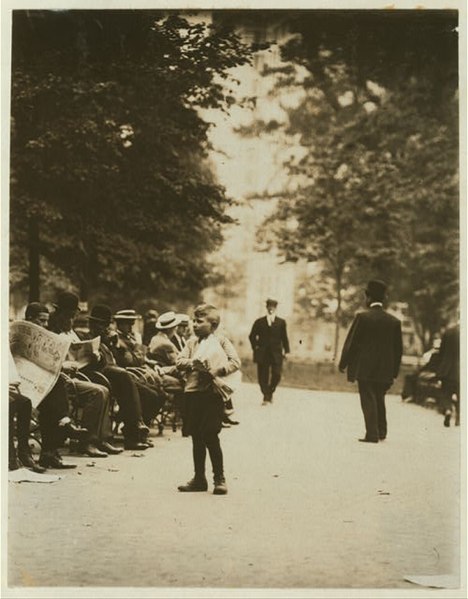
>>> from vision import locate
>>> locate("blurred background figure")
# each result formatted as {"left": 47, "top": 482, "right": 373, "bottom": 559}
{"left": 437, "top": 323, "right": 460, "bottom": 427}
{"left": 171, "top": 314, "right": 190, "bottom": 352}
{"left": 401, "top": 337, "right": 442, "bottom": 406}
{"left": 143, "top": 309, "right": 159, "bottom": 346}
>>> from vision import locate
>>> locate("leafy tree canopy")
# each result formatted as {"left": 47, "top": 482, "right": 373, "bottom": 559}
{"left": 10, "top": 9, "right": 252, "bottom": 309}
{"left": 250, "top": 9, "right": 458, "bottom": 351}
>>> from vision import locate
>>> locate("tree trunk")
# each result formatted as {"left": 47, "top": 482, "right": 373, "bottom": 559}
{"left": 28, "top": 216, "right": 40, "bottom": 302}
{"left": 333, "top": 271, "right": 343, "bottom": 363}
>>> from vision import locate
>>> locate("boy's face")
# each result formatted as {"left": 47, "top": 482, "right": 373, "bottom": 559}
{"left": 193, "top": 314, "right": 213, "bottom": 338}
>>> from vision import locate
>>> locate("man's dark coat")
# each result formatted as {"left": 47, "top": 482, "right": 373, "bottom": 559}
{"left": 249, "top": 316, "right": 290, "bottom": 365}
{"left": 436, "top": 324, "right": 460, "bottom": 384}
{"left": 339, "top": 306, "right": 403, "bottom": 384}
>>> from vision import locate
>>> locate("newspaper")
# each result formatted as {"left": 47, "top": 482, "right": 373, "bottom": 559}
{"left": 193, "top": 334, "right": 241, "bottom": 401}
{"left": 68, "top": 336, "right": 100, "bottom": 369}
{"left": 9, "top": 321, "right": 71, "bottom": 408}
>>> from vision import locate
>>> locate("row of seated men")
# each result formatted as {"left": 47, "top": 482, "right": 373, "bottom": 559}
{"left": 9, "top": 292, "right": 196, "bottom": 473}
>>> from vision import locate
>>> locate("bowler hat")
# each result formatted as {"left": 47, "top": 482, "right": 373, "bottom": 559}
{"left": 89, "top": 304, "right": 112, "bottom": 325}
{"left": 156, "top": 311, "right": 182, "bottom": 330}
{"left": 113, "top": 309, "right": 141, "bottom": 321}
{"left": 53, "top": 291, "right": 81, "bottom": 313}
{"left": 25, "top": 302, "right": 49, "bottom": 320}
{"left": 266, "top": 298, "right": 278, "bottom": 307}
{"left": 365, "top": 279, "right": 387, "bottom": 301}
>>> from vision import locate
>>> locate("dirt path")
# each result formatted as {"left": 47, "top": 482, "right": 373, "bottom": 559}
{"left": 6, "top": 383, "right": 462, "bottom": 593}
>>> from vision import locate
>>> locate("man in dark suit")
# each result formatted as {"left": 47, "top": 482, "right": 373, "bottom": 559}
{"left": 249, "top": 298, "right": 290, "bottom": 405}
{"left": 339, "top": 280, "right": 403, "bottom": 443}
{"left": 436, "top": 323, "right": 460, "bottom": 427}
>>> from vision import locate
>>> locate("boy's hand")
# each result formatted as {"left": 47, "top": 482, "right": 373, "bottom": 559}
{"left": 192, "top": 359, "right": 208, "bottom": 372}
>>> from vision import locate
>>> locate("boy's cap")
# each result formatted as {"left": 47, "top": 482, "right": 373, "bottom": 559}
{"left": 177, "top": 313, "right": 190, "bottom": 325}
{"left": 53, "top": 291, "right": 81, "bottom": 313}
{"left": 266, "top": 298, "right": 278, "bottom": 307}
{"left": 25, "top": 302, "right": 49, "bottom": 320}
{"left": 114, "top": 309, "right": 141, "bottom": 321}
{"left": 89, "top": 304, "right": 112, "bottom": 325}
{"left": 156, "top": 311, "right": 182, "bottom": 330}
{"left": 365, "top": 279, "right": 387, "bottom": 301}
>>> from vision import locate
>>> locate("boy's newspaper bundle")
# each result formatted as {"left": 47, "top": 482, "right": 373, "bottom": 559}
{"left": 9, "top": 321, "right": 99, "bottom": 407}
{"left": 193, "top": 334, "right": 241, "bottom": 401}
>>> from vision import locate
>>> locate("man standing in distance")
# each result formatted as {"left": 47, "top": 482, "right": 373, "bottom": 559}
{"left": 249, "top": 298, "right": 290, "bottom": 405}
{"left": 339, "top": 280, "right": 403, "bottom": 443}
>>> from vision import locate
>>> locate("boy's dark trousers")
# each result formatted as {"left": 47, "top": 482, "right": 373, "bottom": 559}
{"left": 192, "top": 433, "right": 223, "bottom": 480}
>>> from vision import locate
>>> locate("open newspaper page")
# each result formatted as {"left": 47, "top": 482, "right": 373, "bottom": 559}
{"left": 9, "top": 321, "right": 71, "bottom": 408}
{"left": 68, "top": 336, "right": 100, "bottom": 369}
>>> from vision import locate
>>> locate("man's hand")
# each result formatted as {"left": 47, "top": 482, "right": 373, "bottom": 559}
{"left": 62, "top": 360, "right": 79, "bottom": 375}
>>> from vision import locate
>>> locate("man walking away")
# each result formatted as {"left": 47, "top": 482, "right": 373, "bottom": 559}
{"left": 339, "top": 280, "right": 403, "bottom": 443}
{"left": 249, "top": 298, "right": 290, "bottom": 405}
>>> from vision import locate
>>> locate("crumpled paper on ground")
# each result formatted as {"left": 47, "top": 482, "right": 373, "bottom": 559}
{"left": 404, "top": 574, "right": 459, "bottom": 589}
{"left": 8, "top": 467, "right": 63, "bottom": 483}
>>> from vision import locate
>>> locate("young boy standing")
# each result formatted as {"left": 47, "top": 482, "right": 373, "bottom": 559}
{"left": 176, "top": 304, "right": 241, "bottom": 495}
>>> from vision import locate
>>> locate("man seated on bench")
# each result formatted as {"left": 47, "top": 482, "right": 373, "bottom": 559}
{"left": 81, "top": 304, "right": 153, "bottom": 450}
{"left": 48, "top": 292, "right": 122, "bottom": 458}
{"left": 111, "top": 309, "right": 166, "bottom": 427}
{"left": 24, "top": 302, "right": 87, "bottom": 469}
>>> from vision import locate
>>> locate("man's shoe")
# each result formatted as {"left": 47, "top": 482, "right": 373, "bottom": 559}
{"left": 358, "top": 438, "right": 379, "bottom": 443}
{"left": 225, "top": 417, "right": 239, "bottom": 425}
{"left": 61, "top": 422, "right": 89, "bottom": 441}
{"left": 18, "top": 452, "right": 47, "bottom": 473}
{"left": 39, "top": 453, "right": 77, "bottom": 469}
{"left": 80, "top": 444, "right": 108, "bottom": 458}
{"left": 222, "top": 422, "right": 231, "bottom": 428}
{"left": 178, "top": 477, "right": 208, "bottom": 492}
{"left": 379, "top": 436, "right": 386, "bottom": 441}
{"left": 213, "top": 476, "right": 228, "bottom": 495}
{"left": 124, "top": 441, "right": 149, "bottom": 451}
{"left": 98, "top": 441, "right": 123, "bottom": 455}
{"left": 444, "top": 412, "right": 451, "bottom": 427}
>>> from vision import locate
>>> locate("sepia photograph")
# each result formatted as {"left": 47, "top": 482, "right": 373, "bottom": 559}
{"left": 1, "top": 1, "right": 466, "bottom": 597}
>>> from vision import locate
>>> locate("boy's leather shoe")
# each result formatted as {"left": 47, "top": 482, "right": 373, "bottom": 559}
{"left": 178, "top": 477, "right": 208, "bottom": 492}
{"left": 358, "top": 438, "right": 378, "bottom": 443}
{"left": 213, "top": 475, "right": 228, "bottom": 495}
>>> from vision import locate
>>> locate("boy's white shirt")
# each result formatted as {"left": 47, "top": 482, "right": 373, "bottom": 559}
{"left": 193, "top": 333, "right": 229, "bottom": 372}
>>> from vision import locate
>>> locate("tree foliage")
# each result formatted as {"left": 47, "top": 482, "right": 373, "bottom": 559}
{"left": 10, "top": 10, "right": 252, "bottom": 308}
{"left": 253, "top": 10, "right": 458, "bottom": 352}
